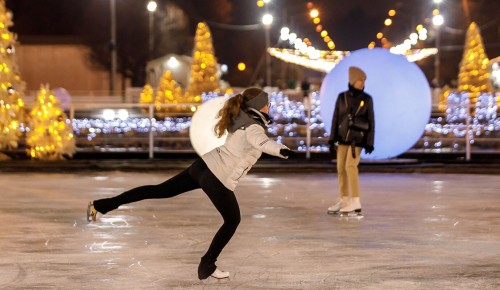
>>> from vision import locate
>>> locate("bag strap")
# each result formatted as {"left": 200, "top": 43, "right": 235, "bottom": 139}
{"left": 344, "top": 92, "right": 350, "bottom": 110}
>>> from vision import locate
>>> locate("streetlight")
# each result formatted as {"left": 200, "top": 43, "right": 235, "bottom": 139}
{"left": 147, "top": 1, "right": 157, "bottom": 60}
{"left": 262, "top": 13, "right": 273, "bottom": 87}
{"left": 109, "top": 0, "right": 117, "bottom": 96}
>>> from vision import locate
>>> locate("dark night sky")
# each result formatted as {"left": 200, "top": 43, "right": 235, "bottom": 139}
{"left": 5, "top": 0, "right": 500, "bottom": 86}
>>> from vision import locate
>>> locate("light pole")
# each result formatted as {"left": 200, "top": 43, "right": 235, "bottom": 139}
{"left": 433, "top": 13, "right": 444, "bottom": 87}
{"left": 147, "top": 1, "right": 157, "bottom": 60}
{"left": 461, "top": 0, "right": 471, "bottom": 24}
{"left": 262, "top": 13, "right": 273, "bottom": 87}
{"left": 432, "top": 0, "right": 444, "bottom": 87}
{"left": 109, "top": 0, "right": 117, "bottom": 96}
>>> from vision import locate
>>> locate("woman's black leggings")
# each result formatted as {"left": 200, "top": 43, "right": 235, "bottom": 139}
{"left": 93, "top": 158, "right": 241, "bottom": 267}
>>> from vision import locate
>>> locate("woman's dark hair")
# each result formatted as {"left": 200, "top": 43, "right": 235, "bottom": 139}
{"left": 214, "top": 88, "right": 263, "bottom": 137}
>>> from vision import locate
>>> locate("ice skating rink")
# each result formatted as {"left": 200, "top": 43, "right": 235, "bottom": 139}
{"left": 0, "top": 172, "right": 498, "bottom": 289}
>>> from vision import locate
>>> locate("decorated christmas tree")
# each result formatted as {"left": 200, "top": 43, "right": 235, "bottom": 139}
{"left": 185, "top": 22, "right": 220, "bottom": 103}
{"left": 26, "top": 85, "right": 75, "bottom": 160}
{"left": 139, "top": 84, "right": 154, "bottom": 114}
{"left": 458, "top": 22, "right": 492, "bottom": 104}
{"left": 154, "top": 70, "right": 185, "bottom": 118}
{"left": 438, "top": 85, "right": 451, "bottom": 112}
{"left": 0, "top": 0, "right": 25, "bottom": 149}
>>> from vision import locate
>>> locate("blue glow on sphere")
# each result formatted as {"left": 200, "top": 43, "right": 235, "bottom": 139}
{"left": 320, "top": 48, "right": 431, "bottom": 160}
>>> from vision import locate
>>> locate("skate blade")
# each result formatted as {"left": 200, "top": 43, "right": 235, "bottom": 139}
{"left": 87, "top": 202, "right": 97, "bottom": 222}
{"left": 339, "top": 212, "right": 364, "bottom": 220}
{"left": 200, "top": 276, "right": 230, "bottom": 284}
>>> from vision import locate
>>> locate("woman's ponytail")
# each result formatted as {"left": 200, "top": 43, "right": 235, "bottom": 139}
{"left": 214, "top": 94, "right": 245, "bottom": 137}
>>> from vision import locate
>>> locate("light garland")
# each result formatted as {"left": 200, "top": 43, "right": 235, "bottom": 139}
{"left": 365, "top": 5, "right": 438, "bottom": 56}
{"left": 268, "top": 48, "right": 436, "bottom": 73}
{"left": 458, "top": 22, "right": 491, "bottom": 104}
{"left": 306, "top": 2, "right": 336, "bottom": 50}
{"left": 279, "top": 27, "right": 321, "bottom": 59}
{"left": 0, "top": 0, "right": 25, "bottom": 150}
{"left": 268, "top": 48, "right": 348, "bottom": 73}
{"left": 185, "top": 22, "right": 220, "bottom": 102}
{"left": 423, "top": 91, "right": 500, "bottom": 151}
{"left": 15, "top": 90, "right": 500, "bottom": 153}
{"left": 368, "top": 9, "right": 398, "bottom": 49}
{"left": 26, "top": 85, "right": 75, "bottom": 159}
{"left": 400, "top": 48, "right": 438, "bottom": 62}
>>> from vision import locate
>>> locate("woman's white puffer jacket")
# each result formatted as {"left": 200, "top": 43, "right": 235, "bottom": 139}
{"left": 202, "top": 124, "right": 288, "bottom": 190}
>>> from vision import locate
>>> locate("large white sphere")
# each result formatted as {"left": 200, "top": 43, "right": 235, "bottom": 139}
{"left": 320, "top": 48, "right": 431, "bottom": 160}
{"left": 189, "top": 96, "right": 228, "bottom": 156}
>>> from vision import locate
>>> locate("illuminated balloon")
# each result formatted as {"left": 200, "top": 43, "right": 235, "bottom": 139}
{"left": 320, "top": 48, "right": 431, "bottom": 160}
{"left": 189, "top": 96, "right": 228, "bottom": 156}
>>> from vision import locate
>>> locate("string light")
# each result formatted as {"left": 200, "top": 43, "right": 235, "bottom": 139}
{"left": 306, "top": 2, "right": 336, "bottom": 50}
{"left": 61, "top": 89, "right": 498, "bottom": 154}
{"left": 0, "top": 1, "right": 25, "bottom": 150}
{"left": 279, "top": 27, "right": 321, "bottom": 58}
{"left": 26, "top": 85, "right": 75, "bottom": 159}
{"left": 237, "top": 62, "right": 246, "bottom": 71}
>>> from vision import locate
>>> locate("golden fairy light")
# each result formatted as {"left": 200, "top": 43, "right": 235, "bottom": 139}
{"left": 185, "top": 22, "right": 221, "bottom": 102}
{"left": 0, "top": 0, "right": 26, "bottom": 150}
{"left": 26, "top": 85, "right": 75, "bottom": 160}
{"left": 457, "top": 22, "right": 492, "bottom": 104}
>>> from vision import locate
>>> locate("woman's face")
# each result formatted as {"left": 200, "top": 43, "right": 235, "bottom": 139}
{"left": 259, "top": 103, "right": 270, "bottom": 114}
{"left": 353, "top": 80, "right": 365, "bottom": 90}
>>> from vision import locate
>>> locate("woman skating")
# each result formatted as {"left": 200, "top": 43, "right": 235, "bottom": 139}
{"left": 87, "top": 87, "right": 294, "bottom": 280}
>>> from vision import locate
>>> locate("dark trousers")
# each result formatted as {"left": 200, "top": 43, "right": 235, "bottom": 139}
{"left": 93, "top": 159, "right": 241, "bottom": 269}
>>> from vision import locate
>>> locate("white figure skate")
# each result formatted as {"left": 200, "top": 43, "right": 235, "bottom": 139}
{"left": 339, "top": 197, "right": 363, "bottom": 219}
{"left": 211, "top": 268, "right": 230, "bottom": 279}
{"left": 327, "top": 197, "right": 350, "bottom": 215}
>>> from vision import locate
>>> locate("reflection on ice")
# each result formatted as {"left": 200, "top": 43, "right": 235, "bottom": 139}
{"left": 88, "top": 241, "right": 125, "bottom": 252}
{"left": 93, "top": 187, "right": 121, "bottom": 195}
{"left": 259, "top": 177, "right": 278, "bottom": 189}
{"left": 99, "top": 216, "right": 131, "bottom": 228}
{"left": 252, "top": 214, "right": 267, "bottom": 219}
{"left": 432, "top": 180, "right": 444, "bottom": 193}
{"left": 424, "top": 216, "right": 449, "bottom": 222}
{"left": 92, "top": 233, "right": 121, "bottom": 239}
{"left": 86, "top": 215, "right": 133, "bottom": 228}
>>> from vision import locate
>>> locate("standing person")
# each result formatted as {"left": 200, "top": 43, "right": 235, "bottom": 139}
{"left": 301, "top": 77, "right": 311, "bottom": 99}
{"left": 86, "top": 87, "right": 295, "bottom": 280}
{"left": 327, "top": 67, "right": 375, "bottom": 216}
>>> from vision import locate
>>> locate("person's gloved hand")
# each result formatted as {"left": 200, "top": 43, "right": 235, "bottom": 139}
{"left": 328, "top": 140, "right": 338, "bottom": 154}
{"left": 364, "top": 145, "right": 374, "bottom": 154}
{"left": 280, "top": 148, "right": 296, "bottom": 158}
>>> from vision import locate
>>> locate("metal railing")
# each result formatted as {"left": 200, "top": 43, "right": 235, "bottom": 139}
{"left": 62, "top": 100, "right": 500, "bottom": 160}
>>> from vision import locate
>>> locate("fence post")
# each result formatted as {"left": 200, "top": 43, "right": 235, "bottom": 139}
{"left": 465, "top": 102, "right": 471, "bottom": 161}
{"left": 149, "top": 104, "right": 154, "bottom": 159}
{"left": 305, "top": 95, "right": 311, "bottom": 160}
{"left": 69, "top": 105, "right": 75, "bottom": 132}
